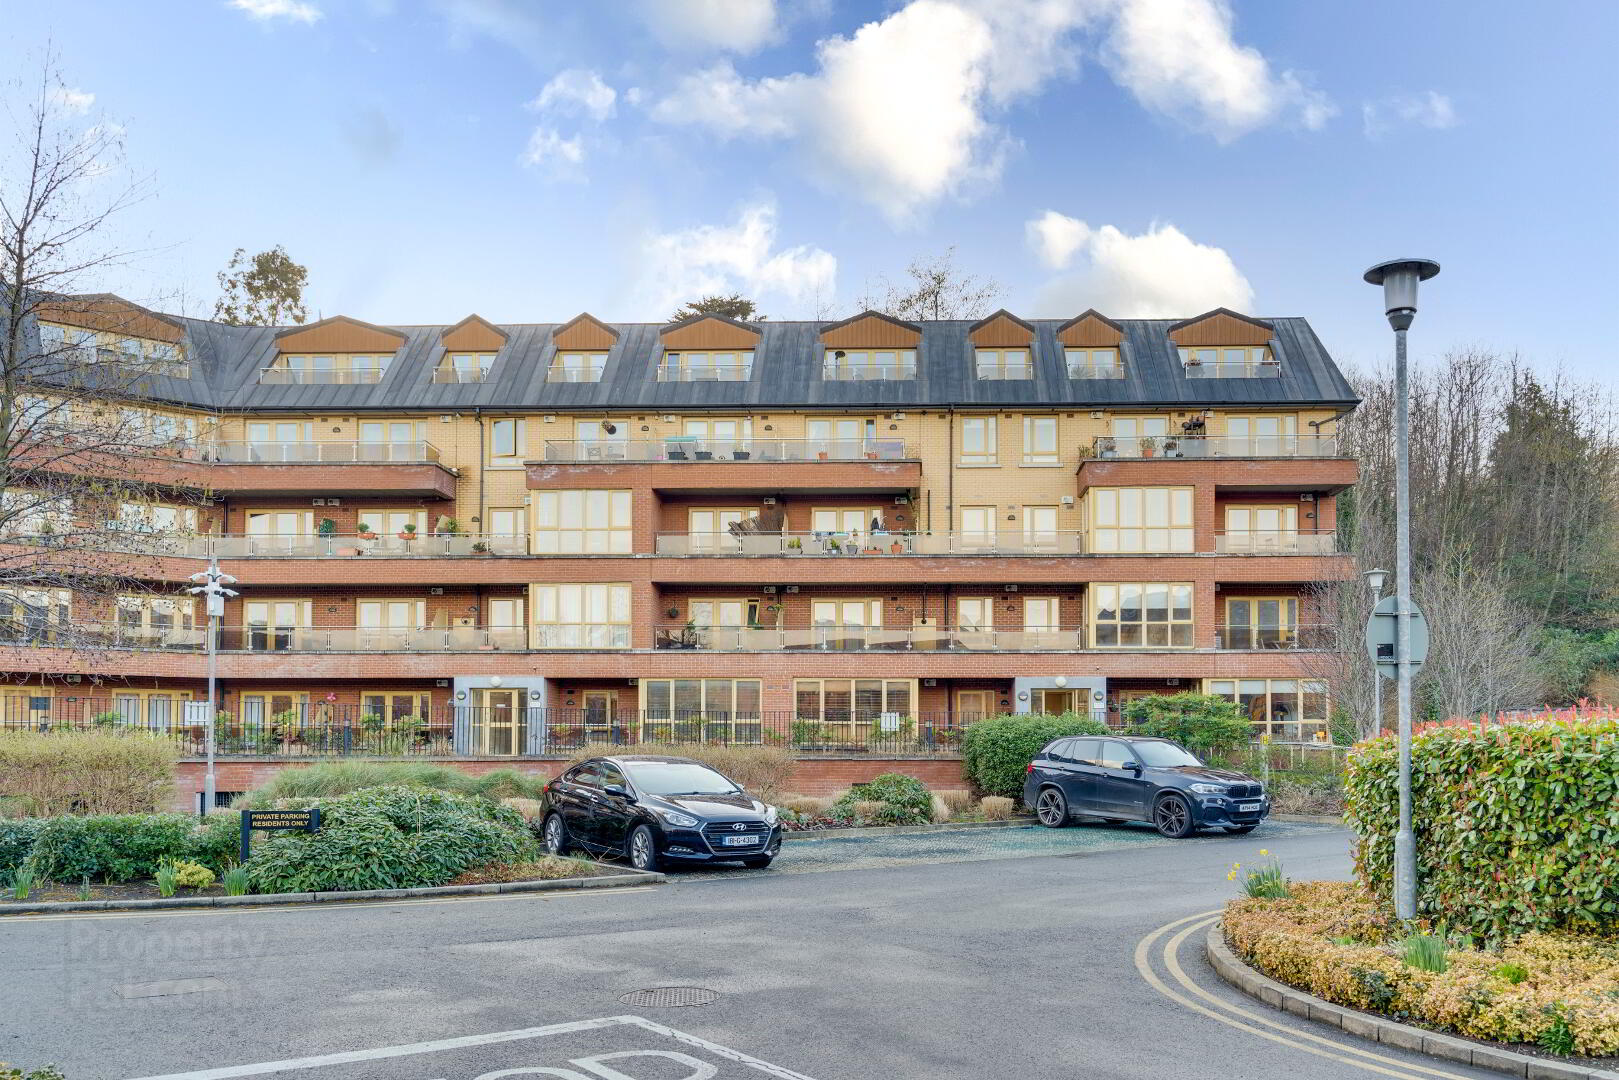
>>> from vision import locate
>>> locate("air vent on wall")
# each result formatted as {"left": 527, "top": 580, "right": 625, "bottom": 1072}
{"left": 1004, "top": 584, "right": 1019, "bottom": 592}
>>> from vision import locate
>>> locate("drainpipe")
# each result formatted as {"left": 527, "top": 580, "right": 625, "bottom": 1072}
{"left": 473, "top": 407, "right": 486, "bottom": 534}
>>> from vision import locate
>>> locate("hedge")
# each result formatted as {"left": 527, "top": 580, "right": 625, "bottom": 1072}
{"left": 961, "top": 713, "right": 1109, "bottom": 799}
{"left": 1121, "top": 692, "right": 1251, "bottom": 755}
{"left": 24, "top": 814, "right": 200, "bottom": 883}
{"left": 0, "top": 731, "right": 177, "bottom": 816}
{"left": 832, "top": 773, "right": 931, "bottom": 825}
{"left": 1344, "top": 715, "right": 1619, "bottom": 943}
{"left": 1224, "top": 882, "right": 1619, "bottom": 1057}
{"left": 0, "top": 819, "right": 45, "bottom": 878}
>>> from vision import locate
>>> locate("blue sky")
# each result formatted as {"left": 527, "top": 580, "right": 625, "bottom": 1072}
{"left": 3, "top": 0, "right": 1615, "bottom": 381}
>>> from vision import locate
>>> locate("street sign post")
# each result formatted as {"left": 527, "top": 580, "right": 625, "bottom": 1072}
{"left": 1364, "top": 594, "right": 1429, "bottom": 680}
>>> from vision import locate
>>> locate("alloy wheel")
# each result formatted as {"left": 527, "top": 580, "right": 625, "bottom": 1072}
{"left": 1036, "top": 789, "right": 1067, "bottom": 827}
{"left": 544, "top": 815, "right": 565, "bottom": 855}
{"left": 1156, "top": 797, "right": 1190, "bottom": 837}
{"left": 630, "top": 828, "right": 654, "bottom": 870}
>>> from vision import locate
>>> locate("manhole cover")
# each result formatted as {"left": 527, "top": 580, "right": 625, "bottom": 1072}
{"left": 618, "top": 986, "right": 720, "bottom": 1008}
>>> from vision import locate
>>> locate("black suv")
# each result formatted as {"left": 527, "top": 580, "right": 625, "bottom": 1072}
{"left": 1023, "top": 735, "right": 1269, "bottom": 838}
{"left": 539, "top": 754, "right": 782, "bottom": 871}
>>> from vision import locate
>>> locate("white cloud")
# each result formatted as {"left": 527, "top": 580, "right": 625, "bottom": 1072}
{"left": 635, "top": 200, "right": 836, "bottom": 317}
{"left": 1026, "top": 210, "right": 1092, "bottom": 271}
{"left": 1029, "top": 217, "right": 1253, "bottom": 318}
{"left": 529, "top": 69, "right": 617, "bottom": 122}
{"left": 1363, "top": 90, "right": 1457, "bottom": 138}
{"left": 520, "top": 127, "right": 585, "bottom": 173}
{"left": 650, "top": 0, "right": 1331, "bottom": 221}
{"left": 1101, "top": 0, "right": 1333, "bottom": 141}
{"left": 228, "top": 0, "right": 322, "bottom": 24}
{"left": 49, "top": 87, "right": 95, "bottom": 114}
{"left": 640, "top": 0, "right": 781, "bottom": 54}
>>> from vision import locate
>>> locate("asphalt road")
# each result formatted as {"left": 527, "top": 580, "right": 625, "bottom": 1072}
{"left": 1, "top": 822, "right": 1508, "bottom": 1080}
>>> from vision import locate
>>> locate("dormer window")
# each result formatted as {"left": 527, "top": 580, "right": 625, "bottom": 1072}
{"left": 974, "top": 348, "right": 1032, "bottom": 381}
{"left": 266, "top": 315, "right": 405, "bottom": 385}
{"left": 39, "top": 322, "right": 190, "bottom": 378}
{"left": 434, "top": 352, "right": 496, "bottom": 384}
{"left": 823, "top": 348, "right": 916, "bottom": 381}
{"left": 1179, "top": 346, "right": 1278, "bottom": 378}
{"left": 548, "top": 352, "right": 608, "bottom": 383}
{"left": 659, "top": 350, "right": 753, "bottom": 382}
{"left": 262, "top": 354, "right": 392, "bottom": 385}
{"left": 1066, "top": 347, "right": 1122, "bottom": 379}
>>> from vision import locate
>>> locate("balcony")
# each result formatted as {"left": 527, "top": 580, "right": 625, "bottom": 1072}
{"left": 822, "top": 360, "right": 917, "bottom": 381}
{"left": 1088, "top": 435, "right": 1340, "bottom": 459}
{"left": 208, "top": 441, "right": 440, "bottom": 463}
{"left": 257, "top": 366, "right": 387, "bottom": 385}
{"left": 1183, "top": 360, "right": 1281, "bottom": 379}
{"left": 204, "top": 440, "right": 456, "bottom": 498}
{"left": 1214, "top": 531, "right": 1338, "bottom": 555}
{"left": 655, "top": 625, "right": 1090, "bottom": 652}
{"left": 653, "top": 531, "right": 1087, "bottom": 556}
{"left": 213, "top": 533, "right": 524, "bottom": 558}
{"left": 541, "top": 438, "right": 908, "bottom": 463}
{"left": 1214, "top": 624, "right": 1337, "bottom": 650}
{"left": 0, "top": 625, "right": 530, "bottom": 652}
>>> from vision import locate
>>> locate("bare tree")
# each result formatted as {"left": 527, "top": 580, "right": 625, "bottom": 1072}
{"left": 0, "top": 56, "right": 204, "bottom": 659}
{"left": 1299, "top": 580, "right": 1382, "bottom": 739}
{"left": 855, "top": 246, "right": 1003, "bottom": 321}
{"left": 1414, "top": 566, "right": 1548, "bottom": 718}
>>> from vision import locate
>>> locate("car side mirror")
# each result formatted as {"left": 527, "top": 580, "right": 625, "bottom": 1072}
{"left": 603, "top": 784, "right": 634, "bottom": 801}
{"left": 1124, "top": 760, "right": 1143, "bottom": 773}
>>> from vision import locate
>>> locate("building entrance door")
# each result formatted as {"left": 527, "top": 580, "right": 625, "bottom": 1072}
{"left": 476, "top": 689, "right": 525, "bottom": 756}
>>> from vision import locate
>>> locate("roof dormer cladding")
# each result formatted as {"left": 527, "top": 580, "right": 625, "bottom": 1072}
{"left": 440, "top": 314, "right": 508, "bottom": 351}
{"left": 819, "top": 310, "right": 921, "bottom": 348}
{"left": 659, "top": 313, "right": 762, "bottom": 350}
{"left": 967, "top": 310, "right": 1035, "bottom": 348}
{"left": 273, "top": 315, "right": 407, "bottom": 353}
{"left": 1167, "top": 308, "right": 1274, "bottom": 346}
{"left": 553, "top": 313, "right": 619, "bottom": 351}
{"left": 35, "top": 294, "right": 186, "bottom": 344}
{"left": 1056, "top": 310, "right": 1125, "bottom": 347}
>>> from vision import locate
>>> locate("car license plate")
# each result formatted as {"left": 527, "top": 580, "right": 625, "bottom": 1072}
{"left": 721, "top": 835, "right": 759, "bottom": 847}
{"left": 1239, "top": 802, "right": 1262, "bottom": 812}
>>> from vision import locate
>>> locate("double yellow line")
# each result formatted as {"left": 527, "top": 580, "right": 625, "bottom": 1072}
{"left": 1134, "top": 910, "right": 1479, "bottom": 1080}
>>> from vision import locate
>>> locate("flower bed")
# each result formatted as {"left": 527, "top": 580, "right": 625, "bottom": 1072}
{"left": 1223, "top": 881, "right": 1619, "bottom": 1059}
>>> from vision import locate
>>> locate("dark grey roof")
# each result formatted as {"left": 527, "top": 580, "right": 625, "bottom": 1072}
{"left": 51, "top": 312, "right": 1359, "bottom": 413}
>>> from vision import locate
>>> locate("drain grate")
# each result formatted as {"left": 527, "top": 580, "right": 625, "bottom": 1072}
{"left": 618, "top": 986, "right": 720, "bottom": 1008}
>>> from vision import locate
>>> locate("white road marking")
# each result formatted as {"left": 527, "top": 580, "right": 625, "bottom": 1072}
{"left": 122, "top": 1015, "right": 819, "bottom": 1080}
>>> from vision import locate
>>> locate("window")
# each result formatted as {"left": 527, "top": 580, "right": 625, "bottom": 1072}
{"left": 548, "top": 352, "right": 608, "bottom": 383}
{"left": 1223, "top": 505, "right": 1299, "bottom": 553}
{"left": 1223, "top": 597, "right": 1299, "bottom": 649}
{"left": 956, "top": 597, "right": 994, "bottom": 630}
{"left": 688, "top": 508, "right": 752, "bottom": 552}
{"left": 642, "top": 679, "right": 762, "bottom": 742}
{"left": 1179, "top": 346, "right": 1276, "bottom": 378}
{"left": 0, "top": 588, "right": 70, "bottom": 643}
{"left": 120, "top": 408, "right": 198, "bottom": 446}
{"left": 368, "top": 510, "right": 428, "bottom": 536}
{"left": 359, "top": 691, "right": 431, "bottom": 727}
{"left": 1022, "top": 416, "right": 1058, "bottom": 465}
{"left": 689, "top": 599, "right": 762, "bottom": 638}
{"left": 959, "top": 505, "right": 997, "bottom": 548}
{"left": 433, "top": 352, "right": 495, "bottom": 384}
{"left": 244, "top": 600, "right": 313, "bottom": 651}
{"left": 486, "top": 508, "right": 526, "bottom": 553}
{"left": 245, "top": 509, "right": 309, "bottom": 540}
{"left": 822, "top": 349, "right": 916, "bottom": 381}
{"left": 1023, "top": 506, "right": 1059, "bottom": 551}
{"left": 0, "top": 490, "right": 71, "bottom": 537}
{"left": 357, "top": 599, "right": 425, "bottom": 648}
{"left": 960, "top": 417, "right": 997, "bottom": 465}
{"left": 1090, "top": 583, "right": 1194, "bottom": 648}
{"left": 114, "top": 503, "right": 197, "bottom": 534}
{"left": 794, "top": 679, "right": 916, "bottom": 739}
{"left": 243, "top": 420, "right": 314, "bottom": 460}
{"left": 807, "top": 418, "right": 876, "bottom": 456}
{"left": 1024, "top": 597, "right": 1060, "bottom": 631}
{"left": 117, "top": 595, "right": 196, "bottom": 646}
{"left": 658, "top": 351, "right": 753, "bottom": 382}
{"left": 488, "top": 418, "right": 527, "bottom": 466}
{"left": 975, "top": 348, "right": 1032, "bottom": 380}
{"left": 810, "top": 508, "right": 882, "bottom": 535}
{"left": 811, "top": 599, "right": 883, "bottom": 648}
{"left": 112, "top": 689, "right": 193, "bottom": 730}
{"left": 531, "top": 583, "right": 630, "bottom": 648}
{"left": 680, "top": 418, "right": 753, "bottom": 454}
{"left": 488, "top": 597, "right": 525, "bottom": 630}
{"left": 1088, "top": 488, "right": 1194, "bottom": 553}
{"left": 1206, "top": 678, "right": 1328, "bottom": 741}
{"left": 575, "top": 419, "right": 629, "bottom": 460}
{"left": 1225, "top": 415, "right": 1299, "bottom": 456}
{"left": 41, "top": 323, "right": 189, "bottom": 378}
{"left": 1066, "top": 347, "right": 1121, "bottom": 378}
{"left": 264, "top": 354, "right": 392, "bottom": 385}
{"left": 533, "top": 490, "right": 631, "bottom": 553}
{"left": 1111, "top": 416, "right": 1169, "bottom": 439}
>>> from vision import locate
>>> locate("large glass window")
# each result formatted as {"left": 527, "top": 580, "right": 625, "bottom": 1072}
{"left": 794, "top": 679, "right": 916, "bottom": 741}
{"left": 489, "top": 418, "right": 527, "bottom": 466}
{"left": 659, "top": 351, "right": 753, "bottom": 381}
{"left": 116, "top": 595, "right": 196, "bottom": 646}
{"left": 1089, "top": 488, "right": 1194, "bottom": 553}
{"left": 548, "top": 352, "right": 608, "bottom": 382}
{"left": 1090, "top": 583, "right": 1194, "bottom": 648}
{"left": 1223, "top": 505, "right": 1299, "bottom": 552}
{"left": 532, "top": 490, "right": 631, "bottom": 553}
{"left": 575, "top": 419, "right": 629, "bottom": 460}
{"left": 822, "top": 349, "right": 917, "bottom": 381}
{"left": 530, "top": 583, "right": 630, "bottom": 648}
{"left": 959, "top": 505, "right": 997, "bottom": 548}
{"left": 1023, "top": 506, "right": 1059, "bottom": 550}
{"left": 1225, "top": 415, "right": 1299, "bottom": 455}
{"left": 434, "top": 352, "right": 495, "bottom": 383}
{"left": 113, "top": 503, "right": 197, "bottom": 535}
{"left": 244, "top": 600, "right": 313, "bottom": 651}
{"left": 807, "top": 418, "right": 875, "bottom": 456}
{"left": 1223, "top": 597, "right": 1299, "bottom": 649}
{"left": 810, "top": 508, "right": 882, "bottom": 535}
{"left": 642, "top": 679, "right": 762, "bottom": 742}
{"left": 956, "top": 597, "right": 994, "bottom": 630}
{"left": 1022, "top": 416, "right": 1058, "bottom": 465}
{"left": 1066, "top": 347, "right": 1120, "bottom": 378}
{"left": 1205, "top": 678, "right": 1328, "bottom": 741}
{"left": 975, "top": 348, "right": 1032, "bottom": 380}
{"left": 960, "top": 417, "right": 997, "bottom": 465}
{"left": 0, "top": 588, "right": 70, "bottom": 643}
{"left": 356, "top": 599, "right": 425, "bottom": 648}
{"left": 1180, "top": 346, "right": 1275, "bottom": 377}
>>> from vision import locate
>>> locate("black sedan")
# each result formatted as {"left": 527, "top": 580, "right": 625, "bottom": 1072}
{"left": 1023, "top": 735, "right": 1269, "bottom": 838}
{"left": 539, "top": 754, "right": 782, "bottom": 871}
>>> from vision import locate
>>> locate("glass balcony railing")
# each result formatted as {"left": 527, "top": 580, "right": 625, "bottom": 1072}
{"left": 258, "top": 366, "right": 387, "bottom": 385}
{"left": 1213, "top": 531, "right": 1339, "bottom": 555}
{"left": 653, "top": 531, "right": 1087, "bottom": 556}
{"left": 207, "top": 441, "right": 441, "bottom": 463}
{"left": 219, "top": 626, "right": 529, "bottom": 652}
{"left": 1088, "top": 434, "right": 1340, "bottom": 459}
{"left": 655, "top": 625, "right": 1090, "bottom": 652}
{"left": 1213, "top": 624, "right": 1338, "bottom": 650}
{"left": 541, "top": 439, "right": 909, "bottom": 463}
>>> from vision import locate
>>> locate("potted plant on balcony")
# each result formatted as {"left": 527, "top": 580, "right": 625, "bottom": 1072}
{"left": 825, "top": 537, "right": 841, "bottom": 554}
{"left": 317, "top": 517, "right": 338, "bottom": 555}
{"left": 398, "top": 522, "right": 418, "bottom": 541}
{"left": 356, "top": 522, "right": 377, "bottom": 541}
{"left": 816, "top": 447, "right": 830, "bottom": 460}
{"left": 1139, "top": 436, "right": 1158, "bottom": 458}
{"left": 1076, "top": 443, "right": 1096, "bottom": 460}
{"left": 1162, "top": 438, "right": 1181, "bottom": 458}
{"left": 785, "top": 536, "right": 802, "bottom": 553}
{"left": 1097, "top": 437, "right": 1117, "bottom": 459}
{"left": 471, "top": 541, "right": 490, "bottom": 554}
{"left": 889, "top": 537, "right": 906, "bottom": 555}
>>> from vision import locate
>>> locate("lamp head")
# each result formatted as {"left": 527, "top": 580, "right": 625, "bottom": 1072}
{"left": 489, "top": 675, "right": 503, "bottom": 688}
{"left": 1053, "top": 675, "right": 1068, "bottom": 688}
{"left": 1364, "top": 567, "right": 1389, "bottom": 594}
{"left": 1363, "top": 258, "right": 1439, "bottom": 331}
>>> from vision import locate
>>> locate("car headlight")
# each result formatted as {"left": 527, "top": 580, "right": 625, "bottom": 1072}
{"left": 763, "top": 805, "right": 778, "bottom": 825}
{"left": 653, "top": 807, "right": 700, "bottom": 828}
{"left": 1189, "top": 783, "right": 1228, "bottom": 795}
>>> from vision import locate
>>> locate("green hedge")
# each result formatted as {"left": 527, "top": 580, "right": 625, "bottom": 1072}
{"left": 1344, "top": 715, "right": 1619, "bottom": 943}
{"left": 961, "top": 713, "right": 1109, "bottom": 799}
{"left": 24, "top": 814, "right": 199, "bottom": 883}
{"left": 0, "top": 819, "right": 45, "bottom": 878}
{"left": 832, "top": 773, "right": 931, "bottom": 825}
{"left": 1120, "top": 692, "right": 1251, "bottom": 755}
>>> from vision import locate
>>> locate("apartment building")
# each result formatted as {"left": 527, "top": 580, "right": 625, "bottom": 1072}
{"left": 0, "top": 299, "right": 1357, "bottom": 780}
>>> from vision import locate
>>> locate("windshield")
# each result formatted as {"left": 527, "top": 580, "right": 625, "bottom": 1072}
{"left": 1133, "top": 741, "right": 1203, "bottom": 768}
{"left": 622, "top": 761, "right": 740, "bottom": 796}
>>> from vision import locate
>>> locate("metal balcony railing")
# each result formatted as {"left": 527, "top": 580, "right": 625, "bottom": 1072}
{"left": 653, "top": 531, "right": 1087, "bottom": 556}
{"left": 217, "top": 626, "right": 529, "bottom": 652}
{"left": 655, "top": 625, "right": 1090, "bottom": 652}
{"left": 656, "top": 363, "right": 753, "bottom": 382}
{"left": 211, "top": 533, "right": 529, "bottom": 557}
{"left": 207, "top": 440, "right": 441, "bottom": 463}
{"left": 1214, "top": 531, "right": 1339, "bottom": 555}
{"left": 541, "top": 438, "right": 909, "bottom": 463}
{"left": 1088, "top": 434, "right": 1340, "bottom": 459}
{"left": 1213, "top": 624, "right": 1337, "bottom": 650}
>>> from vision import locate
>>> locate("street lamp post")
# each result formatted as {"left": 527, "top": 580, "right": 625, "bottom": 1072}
{"left": 187, "top": 560, "right": 238, "bottom": 814}
{"left": 1364, "top": 567, "right": 1388, "bottom": 735}
{"left": 1363, "top": 258, "right": 1440, "bottom": 922}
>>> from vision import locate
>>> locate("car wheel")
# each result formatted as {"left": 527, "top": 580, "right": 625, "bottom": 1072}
{"left": 741, "top": 855, "right": 774, "bottom": 869}
{"left": 1224, "top": 824, "right": 1258, "bottom": 834}
{"left": 627, "top": 824, "right": 661, "bottom": 872}
{"left": 1035, "top": 787, "right": 1070, "bottom": 828}
{"left": 1154, "top": 794, "right": 1196, "bottom": 839}
{"left": 542, "top": 813, "right": 570, "bottom": 856}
